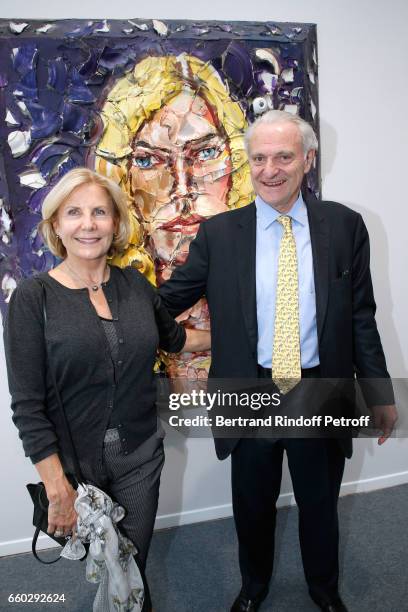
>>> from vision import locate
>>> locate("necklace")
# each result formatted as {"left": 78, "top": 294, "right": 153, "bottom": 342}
{"left": 63, "top": 261, "right": 109, "bottom": 292}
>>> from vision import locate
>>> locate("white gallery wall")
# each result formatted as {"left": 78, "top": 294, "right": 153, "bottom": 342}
{"left": 0, "top": 0, "right": 407, "bottom": 556}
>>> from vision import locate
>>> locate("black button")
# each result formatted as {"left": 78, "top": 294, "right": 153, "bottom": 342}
{"left": 108, "top": 298, "right": 112, "bottom": 303}
{"left": 124, "top": 451, "right": 128, "bottom": 455}
{"left": 118, "top": 424, "right": 122, "bottom": 428}
{"left": 117, "top": 360, "right": 123, "bottom": 366}
{"left": 118, "top": 338, "right": 124, "bottom": 344}
{"left": 108, "top": 401, "right": 113, "bottom": 408}
{"left": 113, "top": 317, "right": 118, "bottom": 321}
{"left": 121, "top": 438, "right": 125, "bottom": 442}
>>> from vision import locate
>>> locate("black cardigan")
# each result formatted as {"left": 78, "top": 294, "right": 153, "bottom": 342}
{"left": 3, "top": 265, "right": 186, "bottom": 474}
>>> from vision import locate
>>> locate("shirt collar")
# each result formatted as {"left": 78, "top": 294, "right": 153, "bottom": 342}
{"left": 255, "top": 192, "right": 307, "bottom": 230}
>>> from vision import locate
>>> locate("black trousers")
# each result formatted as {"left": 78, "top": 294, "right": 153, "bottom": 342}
{"left": 231, "top": 368, "right": 346, "bottom": 603}
{"left": 80, "top": 429, "right": 164, "bottom": 612}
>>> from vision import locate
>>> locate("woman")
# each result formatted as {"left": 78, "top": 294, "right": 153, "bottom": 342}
{"left": 3, "top": 167, "right": 209, "bottom": 610}
{"left": 92, "top": 53, "right": 254, "bottom": 380}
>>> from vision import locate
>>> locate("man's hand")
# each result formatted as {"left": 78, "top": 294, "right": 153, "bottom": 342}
{"left": 183, "top": 328, "right": 211, "bottom": 353}
{"left": 372, "top": 404, "right": 398, "bottom": 445}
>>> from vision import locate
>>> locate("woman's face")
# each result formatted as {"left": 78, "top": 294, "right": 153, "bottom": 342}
{"left": 129, "top": 90, "right": 232, "bottom": 282}
{"left": 53, "top": 183, "right": 117, "bottom": 264}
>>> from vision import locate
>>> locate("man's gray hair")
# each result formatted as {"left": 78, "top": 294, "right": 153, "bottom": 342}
{"left": 244, "top": 110, "right": 318, "bottom": 156}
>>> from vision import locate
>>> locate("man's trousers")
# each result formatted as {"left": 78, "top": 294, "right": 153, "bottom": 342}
{"left": 231, "top": 436, "right": 345, "bottom": 604}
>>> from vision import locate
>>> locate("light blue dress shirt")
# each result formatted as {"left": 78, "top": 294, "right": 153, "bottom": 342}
{"left": 255, "top": 193, "right": 319, "bottom": 369}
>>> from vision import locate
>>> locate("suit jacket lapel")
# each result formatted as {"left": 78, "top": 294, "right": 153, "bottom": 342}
{"left": 234, "top": 203, "right": 258, "bottom": 356}
{"left": 232, "top": 198, "right": 328, "bottom": 355}
{"left": 305, "top": 196, "right": 330, "bottom": 341}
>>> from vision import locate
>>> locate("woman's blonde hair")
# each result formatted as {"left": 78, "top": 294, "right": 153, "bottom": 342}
{"left": 39, "top": 167, "right": 131, "bottom": 259}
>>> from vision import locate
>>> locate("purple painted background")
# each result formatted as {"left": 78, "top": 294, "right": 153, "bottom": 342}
{"left": 0, "top": 18, "right": 319, "bottom": 314}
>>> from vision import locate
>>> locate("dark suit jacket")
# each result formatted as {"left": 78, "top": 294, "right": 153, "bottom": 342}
{"left": 159, "top": 197, "right": 393, "bottom": 459}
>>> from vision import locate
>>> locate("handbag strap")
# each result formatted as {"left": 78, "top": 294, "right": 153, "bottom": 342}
{"left": 32, "top": 526, "right": 62, "bottom": 565}
{"left": 37, "top": 280, "right": 85, "bottom": 486}
{"left": 31, "top": 526, "right": 88, "bottom": 565}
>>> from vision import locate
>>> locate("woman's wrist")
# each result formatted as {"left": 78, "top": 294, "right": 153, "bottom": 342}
{"left": 34, "top": 453, "right": 71, "bottom": 498}
{"left": 45, "top": 475, "right": 73, "bottom": 503}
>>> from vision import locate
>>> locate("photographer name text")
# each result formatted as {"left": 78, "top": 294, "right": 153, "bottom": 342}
{"left": 168, "top": 415, "right": 371, "bottom": 428}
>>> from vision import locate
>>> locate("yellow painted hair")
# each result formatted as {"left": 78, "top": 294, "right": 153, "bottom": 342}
{"left": 94, "top": 53, "right": 254, "bottom": 281}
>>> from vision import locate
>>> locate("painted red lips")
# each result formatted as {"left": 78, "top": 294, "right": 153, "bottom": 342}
{"left": 158, "top": 213, "right": 207, "bottom": 232}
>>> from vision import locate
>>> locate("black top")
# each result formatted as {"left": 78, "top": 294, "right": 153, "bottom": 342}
{"left": 99, "top": 317, "right": 119, "bottom": 364}
{"left": 99, "top": 316, "right": 121, "bottom": 428}
{"left": 3, "top": 265, "right": 186, "bottom": 474}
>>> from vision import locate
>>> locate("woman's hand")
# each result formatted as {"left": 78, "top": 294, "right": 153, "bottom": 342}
{"left": 47, "top": 478, "right": 78, "bottom": 537}
{"left": 183, "top": 328, "right": 211, "bottom": 353}
{"left": 35, "top": 454, "right": 78, "bottom": 537}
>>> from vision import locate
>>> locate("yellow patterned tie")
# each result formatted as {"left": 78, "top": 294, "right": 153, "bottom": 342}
{"left": 272, "top": 215, "right": 301, "bottom": 394}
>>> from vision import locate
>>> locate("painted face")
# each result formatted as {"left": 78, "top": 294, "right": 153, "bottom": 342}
{"left": 248, "top": 122, "right": 314, "bottom": 213}
{"left": 129, "top": 90, "right": 232, "bottom": 282}
{"left": 53, "top": 183, "right": 117, "bottom": 263}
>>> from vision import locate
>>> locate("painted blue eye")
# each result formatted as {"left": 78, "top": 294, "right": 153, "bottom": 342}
{"left": 133, "top": 156, "right": 154, "bottom": 169}
{"left": 197, "top": 147, "right": 218, "bottom": 161}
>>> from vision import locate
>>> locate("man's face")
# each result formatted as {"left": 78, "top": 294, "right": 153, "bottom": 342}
{"left": 248, "top": 121, "right": 315, "bottom": 213}
{"left": 129, "top": 90, "right": 232, "bottom": 282}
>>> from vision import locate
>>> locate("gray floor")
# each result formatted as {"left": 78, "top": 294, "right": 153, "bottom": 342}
{"left": 1, "top": 484, "right": 407, "bottom": 611}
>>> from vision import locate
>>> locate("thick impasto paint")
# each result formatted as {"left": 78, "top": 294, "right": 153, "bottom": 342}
{"left": 0, "top": 18, "right": 319, "bottom": 378}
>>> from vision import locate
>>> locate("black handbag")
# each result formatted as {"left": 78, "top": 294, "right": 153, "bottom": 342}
{"left": 26, "top": 281, "right": 86, "bottom": 564}
{"left": 26, "top": 481, "right": 74, "bottom": 563}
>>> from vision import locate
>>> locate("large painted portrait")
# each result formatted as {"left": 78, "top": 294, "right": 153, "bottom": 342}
{"left": 0, "top": 18, "right": 320, "bottom": 380}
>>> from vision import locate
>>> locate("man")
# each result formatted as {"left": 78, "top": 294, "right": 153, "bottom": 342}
{"left": 159, "top": 111, "right": 397, "bottom": 611}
